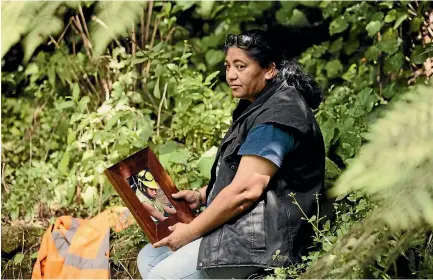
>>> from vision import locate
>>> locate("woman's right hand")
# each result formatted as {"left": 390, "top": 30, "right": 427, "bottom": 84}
{"left": 172, "top": 190, "right": 202, "bottom": 211}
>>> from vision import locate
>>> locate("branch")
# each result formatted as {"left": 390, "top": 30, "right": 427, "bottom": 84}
{"left": 144, "top": 0, "right": 154, "bottom": 46}
{"left": 156, "top": 83, "right": 168, "bottom": 137}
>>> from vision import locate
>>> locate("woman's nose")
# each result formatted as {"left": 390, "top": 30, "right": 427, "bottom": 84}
{"left": 226, "top": 67, "right": 237, "bottom": 81}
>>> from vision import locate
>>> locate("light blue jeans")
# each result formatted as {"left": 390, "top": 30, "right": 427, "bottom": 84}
{"left": 137, "top": 238, "right": 262, "bottom": 279}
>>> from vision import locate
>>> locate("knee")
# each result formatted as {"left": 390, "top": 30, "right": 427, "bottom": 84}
{"left": 147, "top": 268, "right": 163, "bottom": 279}
{"left": 147, "top": 264, "right": 179, "bottom": 280}
{"left": 147, "top": 260, "right": 178, "bottom": 279}
{"left": 137, "top": 243, "right": 158, "bottom": 279}
{"left": 137, "top": 243, "right": 153, "bottom": 268}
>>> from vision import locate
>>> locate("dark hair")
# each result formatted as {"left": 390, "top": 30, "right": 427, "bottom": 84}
{"left": 223, "top": 29, "right": 323, "bottom": 109}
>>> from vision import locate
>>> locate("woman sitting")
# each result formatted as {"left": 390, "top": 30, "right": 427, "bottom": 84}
{"left": 137, "top": 29, "right": 325, "bottom": 279}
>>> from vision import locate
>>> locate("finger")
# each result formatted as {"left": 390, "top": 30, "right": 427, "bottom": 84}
{"left": 168, "top": 223, "right": 179, "bottom": 231}
{"left": 153, "top": 238, "right": 168, "bottom": 248}
{"left": 172, "top": 190, "right": 186, "bottom": 199}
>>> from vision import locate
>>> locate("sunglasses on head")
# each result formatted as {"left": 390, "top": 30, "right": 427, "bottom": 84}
{"left": 224, "top": 34, "right": 257, "bottom": 49}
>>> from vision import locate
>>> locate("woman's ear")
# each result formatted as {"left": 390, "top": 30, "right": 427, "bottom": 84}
{"left": 265, "top": 62, "right": 277, "bottom": 80}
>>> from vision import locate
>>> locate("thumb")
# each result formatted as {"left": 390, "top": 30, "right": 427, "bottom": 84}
{"left": 168, "top": 224, "right": 177, "bottom": 231}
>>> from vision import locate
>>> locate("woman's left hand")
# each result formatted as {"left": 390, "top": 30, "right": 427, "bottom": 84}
{"left": 153, "top": 223, "right": 197, "bottom": 251}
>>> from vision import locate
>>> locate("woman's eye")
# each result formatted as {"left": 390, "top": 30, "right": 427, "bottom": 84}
{"left": 236, "top": 65, "right": 245, "bottom": 70}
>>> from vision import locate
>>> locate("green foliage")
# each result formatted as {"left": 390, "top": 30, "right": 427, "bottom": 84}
{"left": 331, "top": 85, "right": 433, "bottom": 230}
{"left": 264, "top": 1, "right": 433, "bottom": 279}
{"left": 297, "top": 0, "right": 428, "bottom": 186}
{"left": 296, "top": 85, "right": 433, "bottom": 279}
{"left": 2, "top": 38, "right": 232, "bottom": 220}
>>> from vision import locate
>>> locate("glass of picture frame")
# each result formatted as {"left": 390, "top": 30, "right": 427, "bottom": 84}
{"left": 104, "top": 147, "right": 195, "bottom": 244}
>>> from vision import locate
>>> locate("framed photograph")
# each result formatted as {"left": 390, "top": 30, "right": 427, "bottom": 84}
{"left": 104, "top": 147, "right": 195, "bottom": 244}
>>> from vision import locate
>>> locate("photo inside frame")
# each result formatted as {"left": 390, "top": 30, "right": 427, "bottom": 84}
{"left": 126, "top": 167, "right": 177, "bottom": 225}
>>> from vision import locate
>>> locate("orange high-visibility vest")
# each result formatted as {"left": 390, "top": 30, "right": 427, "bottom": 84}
{"left": 32, "top": 211, "right": 111, "bottom": 279}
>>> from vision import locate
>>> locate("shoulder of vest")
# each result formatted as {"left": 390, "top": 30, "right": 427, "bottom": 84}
{"left": 250, "top": 86, "right": 313, "bottom": 134}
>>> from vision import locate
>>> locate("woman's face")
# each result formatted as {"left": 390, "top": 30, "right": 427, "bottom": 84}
{"left": 224, "top": 47, "right": 275, "bottom": 101}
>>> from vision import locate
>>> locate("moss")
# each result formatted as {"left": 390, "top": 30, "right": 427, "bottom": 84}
{"left": 1, "top": 224, "right": 45, "bottom": 254}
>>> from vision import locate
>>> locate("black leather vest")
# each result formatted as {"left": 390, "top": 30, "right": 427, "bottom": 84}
{"left": 197, "top": 79, "right": 325, "bottom": 269}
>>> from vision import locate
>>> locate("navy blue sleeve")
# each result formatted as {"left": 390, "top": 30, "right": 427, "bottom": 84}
{"left": 238, "top": 124, "right": 295, "bottom": 168}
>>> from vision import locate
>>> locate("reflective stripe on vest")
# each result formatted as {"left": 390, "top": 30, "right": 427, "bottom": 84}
{"left": 51, "top": 218, "right": 109, "bottom": 270}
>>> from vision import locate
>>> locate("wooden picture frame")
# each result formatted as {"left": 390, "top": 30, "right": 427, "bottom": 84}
{"left": 104, "top": 147, "right": 195, "bottom": 244}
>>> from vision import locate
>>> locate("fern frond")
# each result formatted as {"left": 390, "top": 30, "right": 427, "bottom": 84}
{"left": 1, "top": 1, "right": 66, "bottom": 61}
{"left": 22, "top": 2, "right": 65, "bottom": 62}
{"left": 1, "top": 1, "right": 37, "bottom": 58}
{"left": 330, "top": 85, "right": 433, "bottom": 230}
{"left": 89, "top": 2, "right": 148, "bottom": 57}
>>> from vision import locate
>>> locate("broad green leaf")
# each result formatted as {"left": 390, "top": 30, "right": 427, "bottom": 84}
{"left": 153, "top": 77, "right": 161, "bottom": 99}
{"left": 10, "top": 207, "right": 19, "bottom": 220}
{"left": 131, "top": 57, "right": 147, "bottom": 65}
{"left": 370, "top": 12, "right": 384, "bottom": 22}
{"left": 365, "top": 45, "right": 381, "bottom": 61}
{"left": 172, "top": 1, "right": 195, "bottom": 13}
{"left": 393, "top": 14, "right": 407, "bottom": 29}
{"left": 356, "top": 88, "right": 376, "bottom": 114}
{"left": 344, "top": 38, "right": 360, "bottom": 55}
{"left": 329, "top": 37, "right": 343, "bottom": 54}
{"left": 197, "top": 146, "right": 218, "bottom": 179}
{"left": 329, "top": 16, "right": 349, "bottom": 35}
{"left": 341, "top": 132, "right": 362, "bottom": 153}
{"left": 82, "top": 150, "right": 95, "bottom": 162}
{"left": 342, "top": 64, "right": 357, "bottom": 82}
{"left": 24, "top": 63, "right": 39, "bottom": 76}
{"left": 382, "top": 83, "right": 398, "bottom": 99}
{"left": 168, "top": 148, "right": 190, "bottom": 164}
{"left": 289, "top": 9, "right": 311, "bottom": 27}
{"left": 160, "top": 2, "right": 172, "bottom": 17}
{"left": 384, "top": 52, "right": 404, "bottom": 73}
{"left": 106, "top": 112, "right": 121, "bottom": 130}
{"left": 366, "top": 21, "right": 381, "bottom": 37}
{"left": 410, "top": 17, "right": 422, "bottom": 32}
{"left": 325, "top": 59, "right": 343, "bottom": 79}
{"left": 70, "top": 113, "right": 83, "bottom": 124}
{"left": 14, "top": 253, "right": 25, "bottom": 265}
{"left": 81, "top": 186, "right": 97, "bottom": 208}
{"left": 196, "top": 0, "right": 214, "bottom": 19}
{"left": 321, "top": 119, "right": 336, "bottom": 150}
{"left": 410, "top": 45, "right": 430, "bottom": 64}
{"left": 72, "top": 83, "right": 80, "bottom": 102}
{"left": 377, "top": 35, "right": 400, "bottom": 55}
{"left": 66, "top": 182, "right": 76, "bottom": 204}
{"left": 59, "top": 151, "right": 70, "bottom": 174}
{"left": 205, "top": 49, "right": 225, "bottom": 67}
{"left": 204, "top": 71, "right": 220, "bottom": 85}
{"left": 31, "top": 252, "right": 38, "bottom": 259}
{"left": 379, "top": 1, "right": 394, "bottom": 9}
{"left": 58, "top": 101, "right": 75, "bottom": 110}
{"left": 384, "top": 9, "right": 397, "bottom": 23}
{"left": 298, "top": 1, "right": 321, "bottom": 7}
{"left": 276, "top": 3, "right": 296, "bottom": 26}
{"left": 10, "top": 127, "right": 21, "bottom": 137}
{"left": 157, "top": 141, "right": 179, "bottom": 154}
{"left": 198, "top": 156, "right": 214, "bottom": 179}
{"left": 154, "top": 64, "right": 165, "bottom": 77}
{"left": 78, "top": 96, "right": 91, "bottom": 112}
